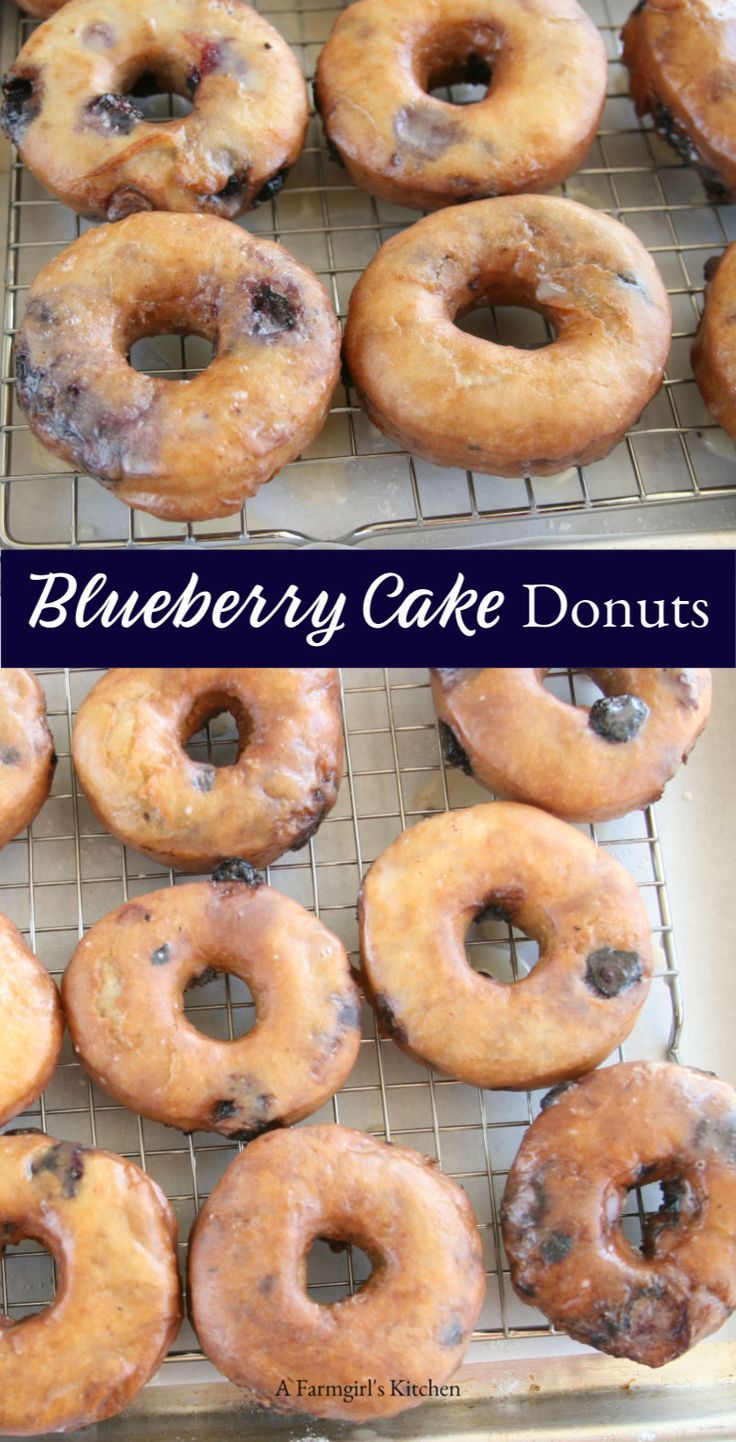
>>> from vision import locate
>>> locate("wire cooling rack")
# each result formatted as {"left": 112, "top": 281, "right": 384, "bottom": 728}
{"left": 0, "top": 668, "right": 682, "bottom": 1374}
{"left": 1, "top": 0, "right": 736, "bottom": 549}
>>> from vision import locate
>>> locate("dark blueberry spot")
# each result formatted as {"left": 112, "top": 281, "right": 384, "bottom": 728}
{"left": 540, "top": 1080, "right": 576, "bottom": 1111}
{"left": 250, "top": 282, "right": 300, "bottom": 337}
{"left": 194, "top": 765, "right": 216, "bottom": 793}
{"left": 635, "top": 1160, "right": 661, "bottom": 1184}
{"left": 585, "top": 947, "right": 643, "bottom": 998}
{"left": 1, "top": 73, "right": 40, "bottom": 144}
{"left": 212, "top": 1099, "right": 238, "bottom": 1121}
{"left": 291, "top": 785, "right": 331, "bottom": 851}
{"left": 198, "top": 41, "right": 223, "bottom": 77}
{"left": 374, "top": 993, "right": 408, "bottom": 1046}
{"left": 31, "top": 1142, "right": 85, "bottom": 1199}
{"left": 217, "top": 171, "right": 247, "bottom": 201}
{"left": 212, "top": 857, "right": 264, "bottom": 887}
{"left": 83, "top": 22, "right": 116, "bottom": 48}
{"left": 589, "top": 694, "right": 649, "bottom": 743}
{"left": 151, "top": 943, "right": 172, "bottom": 966}
{"left": 186, "top": 965, "right": 219, "bottom": 991}
{"left": 332, "top": 993, "right": 361, "bottom": 1032}
{"left": 253, "top": 168, "right": 288, "bottom": 206}
{"left": 515, "top": 1279, "right": 537, "bottom": 1298}
{"left": 642, "top": 1176, "right": 699, "bottom": 1256}
{"left": 438, "top": 1317, "right": 464, "bottom": 1347}
{"left": 439, "top": 720, "right": 474, "bottom": 776}
{"left": 540, "top": 1231, "right": 574, "bottom": 1264}
{"left": 264, "top": 42, "right": 273, "bottom": 49}
{"left": 258, "top": 1272, "right": 276, "bottom": 1293}
{"left": 464, "top": 53, "right": 491, "bottom": 87}
{"left": 24, "top": 297, "right": 56, "bottom": 327}
{"left": 186, "top": 65, "right": 202, "bottom": 95}
{"left": 85, "top": 93, "right": 145, "bottom": 135}
{"left": 693, "top": 1115, "right": 736, "bottom": 1165}
{"left": 0, "top": 747, "right": 20, "bottom": 766}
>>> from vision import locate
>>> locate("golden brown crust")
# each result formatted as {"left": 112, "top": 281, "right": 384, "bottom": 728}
{"left": 1, "top": 0, "right": 308, "bottom": 219}
{"left": 14, "top": 214, "right": 341, "bottom": 522}
{"left": 0, "top": 915, "right": 63, "bottom": 1129}
{"left": 315, "top": 0, "right": 607, "bottom": 209}
{"left": 344, "top": 196, "right": 671, "bottom": 476}
{"left": 358, "top": 802, "right": 652, "bottom": 1090}
{"left": 188, "top": 1125, "right": 485, "bottom": 1420}
{"left": 431, "top": 668, "right": 712, "bottom": 821}
{"left": 0, "top": 1131, "right": 182, "bottom": 1434}
{"left": 62, "top": 878, "right": 361, "bottom": 1137}
{"left": 0, "top": 669, "right": 55, "bottom": 850}
{"left": 621, "top": 0, "right": 736, "bottom": 203}
{"left": 501, "top": 1062, "right": 736, "bottom": 1367}
{"left": 72, "top": 668, "right": 344, "bottom": 869}
{"left": 692, "top": 244, "right": 736, "bottom": 438}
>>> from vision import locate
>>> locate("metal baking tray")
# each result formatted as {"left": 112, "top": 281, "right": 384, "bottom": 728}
{"left": 1, "top": 666, "right": 735, "bottom": 1440}
{"left": 1, "top": 0, "right": 736, "bottom": 549}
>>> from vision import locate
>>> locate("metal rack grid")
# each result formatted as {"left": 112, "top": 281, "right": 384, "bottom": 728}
{"left": 0, "top": 0, "right": 735, "bottom": 549}
{"left": 0, "top": 667, "right": 682, "bottom": 1377}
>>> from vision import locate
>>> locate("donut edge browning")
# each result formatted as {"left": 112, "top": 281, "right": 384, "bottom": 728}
{"left": 0, "top": 914, "right": 64, "bottom": 1129}
{"left": 692, "top": 246, "right": 736, "bottom": 441}
{"left": 0, "top": 669, "right": 56, "bottom": 851}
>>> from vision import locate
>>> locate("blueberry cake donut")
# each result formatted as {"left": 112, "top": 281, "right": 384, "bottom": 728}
{"left": 0, "top": 915, "right": 63, "bottom": 1130}
{"left": 692, "top": 244, "right": 736, "bottom": 439}
{"left": 359, "top": 803, "right": 652, "bottom": 1090}
{"left": 502, "top": 1062, "right": 736, "bottom": 1367}
{"left": 622, "top": 0, "right": 736, "bottom": 204}
{"left": 315, "top": 0, "right": 607, "bottom": 209}
{"left": 0, "top": 1131, "right": 181, "bottom": 1434}
{"left": 344, "top": 196, "right": 671, "bottom": 477}
{"left": 189, "top": 1126, "right": 485, "bottom": 1420}
{"left": 72, "top": 668, "right": 343, "bottom": 870}
{"left": 1, "top": 0, "right": 308, "bottom": 219}
{"left": 0, "top": 669, "right": 55, "bottom": 850}
{"left": 63, "top": 873, "right": 360, "bottom": 1138}
{"left": 431, "top": 668, "right": 712, "bottom": 822}
{"left": 13, "top": 214, "right": 341, "bottom": 521}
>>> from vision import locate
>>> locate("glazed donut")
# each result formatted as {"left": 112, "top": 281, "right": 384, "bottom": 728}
{"left": 0, "top": 670, "right": 55, "bottom": 850}
{"left": 692, "top": 245, "right": 736, "bottom": 440}
{"left": 188, "top": 1125, "right": 485, "bottom": 1420}
{"left": 0, "top": 915, "right": 63, "bottom": 1130}
{"left": 0, "top": 1131, "right": 181, "bottom": 1435}
{"left": 13, "top": 214, "right": 340, "bottom": 522}
{"left": 502, "top": 1062, "right": 736, "bottom": 1367}
{"left": 0, "top": 0, "right": 308, "bottom": 220}
{"left": 358, "top": 802, "right": 652, "bottom": 1090}
{"left": 72, "top": 668, "right": 343, "bottom": 870}
{"left": 431, "top": 668, "right": 712, "bottom": 822}
{"left": 315, "top": 0, "right": 606, "bottom": 210}
{"left": 344, "top": 196, "right": 671, "bottom": 477}
{"left": 622, "top": 0, "right": 736, "bottom": 204}
{"left": 62, "top": 873, "right": 360, "bottom": 1139}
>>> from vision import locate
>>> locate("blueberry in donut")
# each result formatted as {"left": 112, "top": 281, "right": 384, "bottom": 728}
{"left": 502, "top": 1062, "right": 736, "bottom": 1367}
{"left": 1, "top": 0, "right": 308, "bottom": 220}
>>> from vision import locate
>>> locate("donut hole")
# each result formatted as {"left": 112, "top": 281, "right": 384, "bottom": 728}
{"left": 124, "top": 64, "right": 194, "bottom": 122}
{"left": 416, "top": 23, "right": 497, "bottom": 105}
{"left": 466, "top": 907, "right": 540, "bottom": 984}
{"left": 182, "top": 966, "right": 256, "bottom": 1041}
{"left": 305, "top": 1233, "right": 376, "bottom": 1304}
{"left": 541, "top": 670, "right": 606, "bottom": 708}
{"left": 455, "top": 303, "right": 554, "bottom": 350}
{"left": 620, "top": 1168, "right": 701, "bottom": 1258}
{"left": 129, "top": 333, "right": 215, "bottom": 381}
{"left": 181, "top": 692, "right": 253, "bottom": 771}
{"left": 0, "top": 1233, "right": 57, "bottom": 1321}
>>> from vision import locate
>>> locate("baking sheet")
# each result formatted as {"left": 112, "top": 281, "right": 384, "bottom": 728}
{"left": 1, "top": 0, "right": 736, "bottom": 548}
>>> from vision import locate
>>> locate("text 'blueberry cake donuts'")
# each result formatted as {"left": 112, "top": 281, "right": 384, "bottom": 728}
{"left": 0, "top": 669, "right": 55, "bottom": 850}
{"left": 359, "top": 802, "right": 652, "bottom": 1090}
{"left": 0, "top": 1131, "right": 182, "bottom": 1435}
{"left": 502, "top": 1062, "right": 736, "bottom": 1367}
{"left": 189, "top": 1126, "right": 485, "bottom": 1420}
{"left": 14, "top": 214, "right": 341, "bottom": 521}
{"left": 0, "top": 914, "right": 63, "bottom": 1130}
{"left": 692, "top": 243, "right": 736, "bottom": 441}
{"left": 622, "top": 0, "right": 736, "bottom": 204}
{"left": 315, "top": 0, "right": 607, "bottom": 210}
{"left": 1, "top": 0, "right": 308, "bottom": 219}
{"left": 63, "top": 873, "right": 361, "bottom": 1138}
{"left": 345, "top": 195, "right": 671, "bottom": 477}
{"left": 72, "top": 668, "right": 343, "bottom": 869}
{"left": 431, "top": 667, "right": 712, "bottom": 821}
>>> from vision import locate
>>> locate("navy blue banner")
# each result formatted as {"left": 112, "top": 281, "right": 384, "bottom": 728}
{"left": 1, "top": 549, "right": 734, "bottom": 665}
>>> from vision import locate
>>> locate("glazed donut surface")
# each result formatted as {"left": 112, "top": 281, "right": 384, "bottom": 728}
{"left": 189, "top": 1125, "right": 485, "bottom": 1419}
{"left": 14, "top": 214, "right": 341, "bottom": 522}
{"left": 0, "top": 0, "right": 308, "bottom": 220}
{"left": 432, "top": 667, "right": 712, "bottom": 821}
{"left": 0, "top": 915, "right": 63, "bottom": 1130}
{"left": 622, "top": 0, "right": 736, "bottom": 204}
{"left": 344, "top": 196, "right": 671, "bottom": 476}
{"left": 359, "top": 803, "right": 652, "bottom": 1090}
{"left": 72, "top": 668, "right": 343, "bottom": 870}
{"left": 63, "top": 874, "right": 361, "bottom": 1137}
{"left": 0, "top": 669, "right": 55, "bottom": 850}
{"left": 315, "top": 0, "right": 607, "bottom": 210}
{"left": 692, "top": 244, "right": 736, "bottom": 440}
{"left": 0, "top": 1131, "right": 181, "bottom": 1435}
{"left": 502, "top": 1062, "right": 736, "bottom": 1367}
